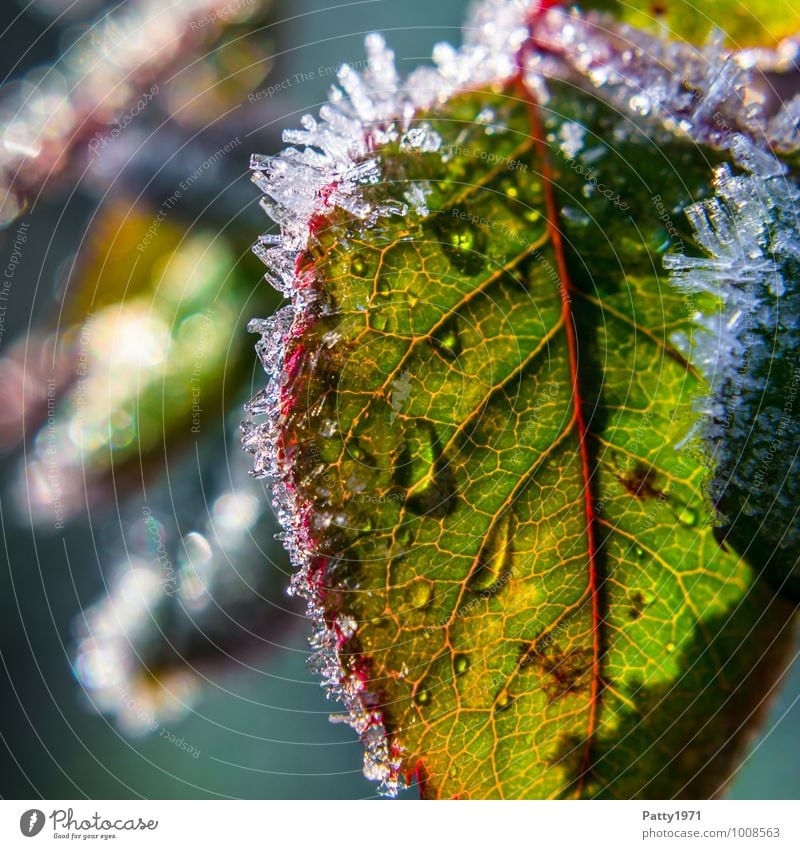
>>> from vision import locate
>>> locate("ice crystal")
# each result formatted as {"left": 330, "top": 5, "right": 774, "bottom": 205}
{"left": 768, "top": 94, "right": 800, "bottom": 152}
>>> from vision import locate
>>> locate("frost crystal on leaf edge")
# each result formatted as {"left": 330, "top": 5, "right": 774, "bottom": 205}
{"left": 665, "top": 135, "right": 800, "bottom": 546}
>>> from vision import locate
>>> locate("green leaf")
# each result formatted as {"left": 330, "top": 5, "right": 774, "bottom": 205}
{"left": 246, "top": 5, "right": 799, "bottom": 799}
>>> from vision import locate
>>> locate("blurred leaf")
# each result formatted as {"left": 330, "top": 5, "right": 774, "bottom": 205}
{"left": 0, "top": 0, "right": 275, "bottom": 227}
{"left": 74, "top": 438, "right": 293, "bottom": 733}
{"left": 584, "top": 0, "right": 800, "bottom": 46}
{"left": 163, "top": 2, "right": 276, "bottom": 129}
{"left": 23, "top": 201, "right": 272, "bottom": 520}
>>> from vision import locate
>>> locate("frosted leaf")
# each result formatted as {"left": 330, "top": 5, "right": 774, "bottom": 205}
{"left": 243, "top": 0, "right": 800, "bottom": 794}
{"left": 243, "top": 0, "right": 531, "bottom": 797}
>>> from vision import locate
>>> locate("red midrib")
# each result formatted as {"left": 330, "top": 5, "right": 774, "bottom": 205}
{"left": 527, "top": 92, "right": 602, "bottom": 792}
{"left": 515, "top": 11, "right": 603, "bottom": 793}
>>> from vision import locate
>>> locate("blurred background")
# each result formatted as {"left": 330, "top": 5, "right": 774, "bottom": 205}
{"left": 0, "top": 0, "right": 797, "bottom": 800}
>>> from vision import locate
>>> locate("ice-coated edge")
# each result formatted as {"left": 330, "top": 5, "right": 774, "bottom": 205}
{"left": 242, "top": 0, "right": 530, "bottom": 796}
{"left": 665, "top": 136, "right": 800, "bottom": 545}
{"left": 527, "top": 5, "right": 800, "bottom": 151}
{"left": 242, "top": 0, "right": 800, "bottom": 793}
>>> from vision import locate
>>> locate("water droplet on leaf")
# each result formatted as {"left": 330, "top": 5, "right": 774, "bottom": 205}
{"left": 469, "top": 509, "right": 514, "bottom": 593}
{"left": 350, "top": 253, "right": 371, "bottom": 277}
{"left": 409, "top": 577, "right": 434, "bottom": 610}
{"left": 430, "top": 316, "right": 462, "bottom": 361}
{"left": 678, "top": 506, "right": 697, "bottom": 527}
{"left": 403, "top": 424, "right": 459, "bottom": 519}
{"left": 494, "top": 688, "right": 513, "bottom": 713}
{"left": 429, "top": 210, "right": 486, "bottom": 275}
{"left": 453, "top": 653, "right": 470, "bottom": 675}
{"left": 414, "top": 686, "right": 431, "bottom": 706}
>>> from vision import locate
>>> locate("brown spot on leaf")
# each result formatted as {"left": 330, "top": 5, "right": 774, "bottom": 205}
{"left": 524, "top": 646, "right": 594, "bottom": 703}
{"left": 615, "top": 458, "right": 665, "bottom": 500}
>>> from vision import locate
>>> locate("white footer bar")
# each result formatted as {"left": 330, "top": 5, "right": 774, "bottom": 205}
{"left": 2, "top": 799, "right": 796, "bottom": 848}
